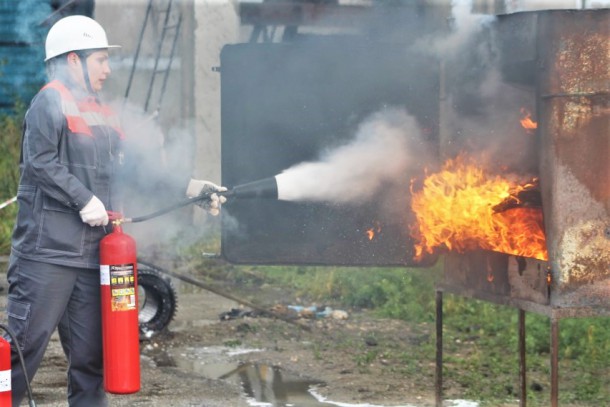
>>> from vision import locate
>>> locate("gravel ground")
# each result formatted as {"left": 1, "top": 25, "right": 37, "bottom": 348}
{"left": 0, "top": 260, "right": 484, "bottom": 407}
{"left": 0, "top": 266, "right": 250, "bottom": 407}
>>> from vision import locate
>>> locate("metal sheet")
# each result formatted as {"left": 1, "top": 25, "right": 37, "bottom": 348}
{"left": 537, "top": 10, "right": 610, "bottom": 309}
{"left": 220, "top": 42, "right": 440, "bottom": 266}
{"left": 442, "top": 252, "right": 550, "bottom": 307}
{"left": 441, "top": 10, "right": 610, "bottom": 314}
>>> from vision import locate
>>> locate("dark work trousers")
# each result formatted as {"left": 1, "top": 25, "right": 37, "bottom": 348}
{"left": 5, "top": 255, "right": 107, "bottom": 407}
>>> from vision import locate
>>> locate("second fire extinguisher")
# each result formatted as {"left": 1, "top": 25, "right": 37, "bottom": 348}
{"left": 0, "top": 336, "right": 11, "bottom": 406}
{"left": 99, "top": 219, "right": 140, "bottom": 394}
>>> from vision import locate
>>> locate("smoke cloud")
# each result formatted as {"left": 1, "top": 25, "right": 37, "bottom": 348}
{"left": 110, "top": 101, "right": 216, "bottom": 250}
{"left": 413, "top": 0, "right": 495, "bottom": 59}
{"left": 266, "top": 0, "right": 543, "bottom": 209}
{"left": 275, "top": 107, "right": 432, "bottom": 203}
{"left": 412, "top": 0, "right": 539, "bottom": 174}
{"left": 269, "top": 0, "right": 511, "bottom": 206}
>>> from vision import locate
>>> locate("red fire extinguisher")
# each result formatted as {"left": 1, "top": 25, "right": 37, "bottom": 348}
{"left": 99, "top": 218, "right": 140, "bottom": 394}
{"left": 0, "top": 336, "right": 11, "bottom": 406}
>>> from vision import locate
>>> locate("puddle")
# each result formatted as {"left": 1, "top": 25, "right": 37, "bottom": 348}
{"left": 145, "top": 345, "right": 479, "bottom": 407}
{"left": 144, "top": 278, "right": 481, "bottom": 407}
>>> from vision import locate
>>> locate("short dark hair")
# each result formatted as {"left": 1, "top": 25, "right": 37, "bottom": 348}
{"left": 45, "top": 53, "right": 70, "bottom": 80}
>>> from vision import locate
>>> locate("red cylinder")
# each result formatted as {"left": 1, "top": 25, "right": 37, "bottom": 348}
{"left": 0, "top": 337, "right": 11, "bottom": 406}
{"left": 99, "top": 224, "right": 140, "bottom": 394}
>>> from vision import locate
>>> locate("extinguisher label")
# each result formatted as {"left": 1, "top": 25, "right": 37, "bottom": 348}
{"left": 100, "top": 265, "right": 110, "bottom": 285}
{"left": 0, "top": 369, "right": 10, "bottom": 391}
{"left": 109, "top": 264, "right": 137, "bottom": 312}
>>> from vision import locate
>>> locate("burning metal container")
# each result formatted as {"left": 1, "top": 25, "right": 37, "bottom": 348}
{"left": 436, "top": 9, "right": 609, "bottom": 407}
{"left": 220, "top": 7, "right": 608, "bottom": 407}
{"left": 437, "top": 8, "right": 610, "bottom": 314}
{"left": 221, "top": 8, "right": 609, "bottom": 308}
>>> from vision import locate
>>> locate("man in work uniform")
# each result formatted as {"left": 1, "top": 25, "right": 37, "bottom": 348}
{"left": 5, "top": 15, "right": 225, "bottom": 406}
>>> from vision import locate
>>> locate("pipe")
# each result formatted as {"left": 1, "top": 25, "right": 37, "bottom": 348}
{"left": 435, "top": 290, "right": 443, "bottom": 407}
{"left": 138, "top": 260, "right": 311, "bottom": 332}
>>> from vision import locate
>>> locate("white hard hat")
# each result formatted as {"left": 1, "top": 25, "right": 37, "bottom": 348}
{"left": 45, "top": 15, "right": 120, "bottom": 62}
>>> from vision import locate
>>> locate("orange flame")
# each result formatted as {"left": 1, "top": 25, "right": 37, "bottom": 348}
{"left": 520, "top": 108, "right": 538, "bottom": 131}
{"left": 410, "top": 155, "right": 548, "bottom": 261}
{"left": 365, "top": 222, "right": 382, "bottom": 241}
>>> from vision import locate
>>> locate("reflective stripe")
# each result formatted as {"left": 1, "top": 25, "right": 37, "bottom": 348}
{"left": 43, "top": 81, "right": 93, "bottom": 136}
{"left": 41, "top": 80, "right": 125, "bottom": 139}
{"left": 67, "top": 116, "right": 93, "bottom": 136}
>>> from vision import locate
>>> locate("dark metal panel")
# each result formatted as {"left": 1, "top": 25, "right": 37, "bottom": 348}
{"left": 220, "top": 41, "right": 439, "bottom": 266}
{"left": 495, "top": 11, "right": 538, "bottom": 87}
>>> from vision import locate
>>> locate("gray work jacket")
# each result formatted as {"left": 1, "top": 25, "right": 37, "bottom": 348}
{"left": 11, "top": 79, "right": 124, "bottom": 269}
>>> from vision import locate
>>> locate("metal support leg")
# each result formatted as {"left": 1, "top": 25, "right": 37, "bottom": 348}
{"left": 435, "top": 290, "right": 443, "bottom": 407}
{"left": 550, "top": 316, "right": 559, "bottom": 407}
{"left": 519, "top": 309, "right": 526, "bottom": 407}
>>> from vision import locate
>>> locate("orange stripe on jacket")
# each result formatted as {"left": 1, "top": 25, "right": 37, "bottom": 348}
{"left": 42, "top": 80, "right": 125, "bottom": 139}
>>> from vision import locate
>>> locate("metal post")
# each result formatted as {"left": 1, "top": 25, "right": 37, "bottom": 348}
{"left": 154, "top": 13, "right": 182, "bottom": 115}
{"left": 145, "top": 0, "right": 175, "bottom": 112}
{"left": 124, "top": 0, "right": 153, "bottom": 102}
{"left": 435, "top": 290, "right": 443, "bottom": 407}
{"left": 519, "top": 309, "right": 526, "bottom": 407}
{"left": 550, "top": 316, "right": 559, "bottom": 407}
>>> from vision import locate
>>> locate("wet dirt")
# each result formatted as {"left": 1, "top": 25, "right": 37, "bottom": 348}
{"left": 0, "top": 260, "right": 500, "bottom": 407}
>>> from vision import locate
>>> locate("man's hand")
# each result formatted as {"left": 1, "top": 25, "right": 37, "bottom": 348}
{"left": 186, "top": 179, "right": 228, "bottom": 216}
{"left": 79, "top": 196, "right": 109, "bottom": 226}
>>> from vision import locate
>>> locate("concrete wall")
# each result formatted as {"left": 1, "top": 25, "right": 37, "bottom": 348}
{"left": 193, "top": 1, "right": 239, "bottom": 183}
{"left": 88, "top": 0, "right": 239, "bottom": 246}
{"left": 95, "top": 0, "right": 239, "bottom": 190}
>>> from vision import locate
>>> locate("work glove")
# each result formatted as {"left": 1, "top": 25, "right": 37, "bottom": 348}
{"left": 186, "top": 179, "right": 228, "bottom": 216}
{"left": 79, "top": 195, "right": 109, "bottom": 227}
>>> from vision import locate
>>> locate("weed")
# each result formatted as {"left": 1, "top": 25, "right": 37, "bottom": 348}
{"left": 223, "top": 339, "right": 242, "bottom": 348}
{"left": 0, "top": 105, "right": 23, "bottom": 254}
{"left": 231, "top": 262, "right": 610, "bottom": 405}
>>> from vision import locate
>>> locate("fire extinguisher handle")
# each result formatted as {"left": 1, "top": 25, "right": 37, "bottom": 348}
{"left": 107, "top": 211, "right": 123, "bottom": 221}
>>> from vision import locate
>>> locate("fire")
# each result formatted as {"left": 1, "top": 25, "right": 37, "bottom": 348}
{"left": 520, "top": 108, "right": 538, "bottom": 132}
{"left": 365, "top": 222, "right": 382, "bottom": 240}
{"left": 410, "top": 155, "right": 548, "bottom": 261}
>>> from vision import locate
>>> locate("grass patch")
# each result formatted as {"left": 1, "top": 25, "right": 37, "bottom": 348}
{"left": 0, "top": 105, "right": 23, "bottom": 254}
{"left": 211, "top": 258, "right": 610, "bottom": 406}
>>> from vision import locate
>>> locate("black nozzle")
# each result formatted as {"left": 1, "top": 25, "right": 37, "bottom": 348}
{"left": 227, "top": 177, "right": 278, "bottom": 199}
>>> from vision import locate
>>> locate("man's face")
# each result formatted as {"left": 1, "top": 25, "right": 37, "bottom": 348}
{"left": 85, "top": 50, "right": 111, "bottom": 92}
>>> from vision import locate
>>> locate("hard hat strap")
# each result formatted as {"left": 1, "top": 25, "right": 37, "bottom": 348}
{"left": 77, "top": 51, "right": 96, "bottom": 95}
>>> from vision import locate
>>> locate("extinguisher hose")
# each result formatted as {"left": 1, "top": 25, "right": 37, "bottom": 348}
{"left": 127, "top": 196, "right": 199, "bottom": 223}
{"left": 125, "top": 190, "right": 226, "bottom": 223}
{"left": 0, "top": 323, "right": 37, "bottom": 406}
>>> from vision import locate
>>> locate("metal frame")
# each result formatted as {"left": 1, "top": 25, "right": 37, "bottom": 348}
{"left": 123, "top": 0, "right": 183, "bottom": 115}
{"left": 239, "top": 2, "right": 373, "bottom": 43}
{"left": 434, "top": 284, "right": 610, "bottom": 407}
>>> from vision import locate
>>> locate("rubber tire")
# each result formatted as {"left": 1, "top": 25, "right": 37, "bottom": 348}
{"left": 137, "top": 263, "right": 177, "bottom": 339}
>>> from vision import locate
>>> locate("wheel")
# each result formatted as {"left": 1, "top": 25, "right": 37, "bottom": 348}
{"left": 137, "top": 263, "right": 177, "bottom": 339}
